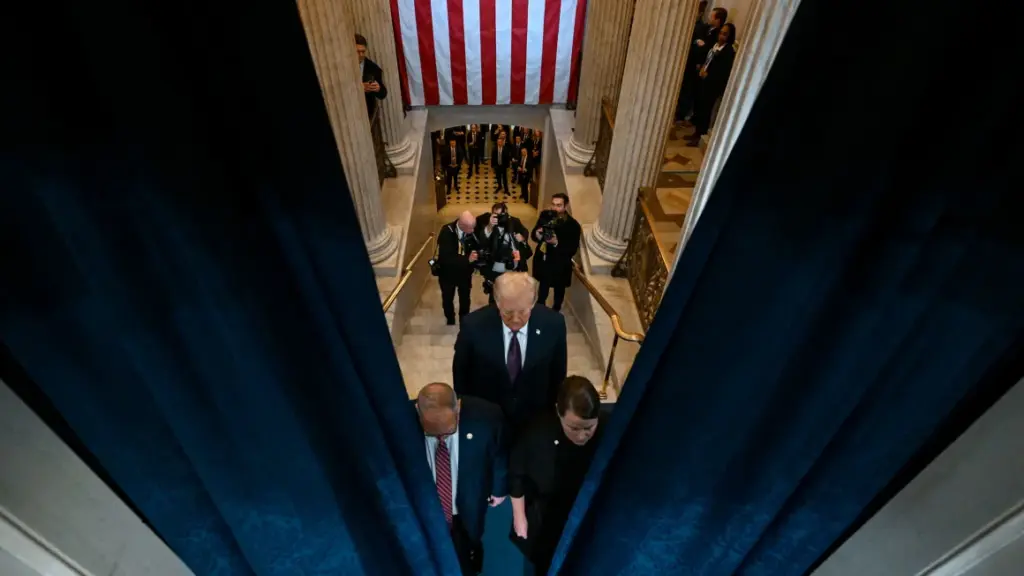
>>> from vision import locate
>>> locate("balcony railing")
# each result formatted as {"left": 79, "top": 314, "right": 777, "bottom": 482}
{"left": 584, "top": 97, "right": 616, "bottom": 192}
{"left": 614, "top": 188, "right": 671, "bottom": 332}
{"left": 370, "top": 107, "right": 397, "bottom": 186}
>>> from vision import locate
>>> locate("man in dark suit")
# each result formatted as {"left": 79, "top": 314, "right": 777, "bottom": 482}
{"left": 677, "top": 4, "right": 724, "bottom": 122}
{"left": 466, "top": 124, "right": 484, "bottom": 177}
{"left": 474, "top": 203, "right": 532, "bottom": 304}
{"left": 530, "top": 193, "right": 581, "bottom": 311}
{"left": 436, "top": 211, "right": 480, "bottom": 325}
{"left": 355, "top": 34, "right": 388, "bottom": 119}
{"left": 491, "top": 133, "right": 512, "bottom": 194}
{"left": 453, "top": 272, "right": 568, "bottom": 439}
{"left": 687, "top": 22, "right": 737, "bottom": 146}
{"left": 441, "top": 137, "right": 465, "bottom": 194}
{"left": 416, "top": 383, "right": 507, "bottom": 576}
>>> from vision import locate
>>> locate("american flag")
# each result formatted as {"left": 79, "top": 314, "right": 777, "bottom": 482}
{"left": 390, "top": 0, "right": 588, "bottom": 106}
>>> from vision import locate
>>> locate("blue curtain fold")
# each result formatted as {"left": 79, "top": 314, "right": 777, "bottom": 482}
{"left": 0, "top": 0, "right": 459, "bottom": 574}
{"left": 550, "top": 0, "right": 1024, "bottom": 574}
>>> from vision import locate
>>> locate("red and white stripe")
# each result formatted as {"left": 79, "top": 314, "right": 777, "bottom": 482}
{"left": 391, "top": 0, "right": 588, "bottom": 106}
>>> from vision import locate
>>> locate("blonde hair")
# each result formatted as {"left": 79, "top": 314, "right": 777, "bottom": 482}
{"left": 494, "top": 272, "right": 539, "bottom": 305}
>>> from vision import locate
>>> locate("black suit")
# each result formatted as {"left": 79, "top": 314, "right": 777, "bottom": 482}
{"left": 466, "top": 130, "right": 484, "bottom": 176}
{"left": 491, "top": 143, "right": 512, "bottom": 193}
{"left": 530, "top": 212, "right": 581, "bottom": 311}
{"left": 416, "top": 396, "right": 507, "bottom": 575}
{"left": 474, "top": 214, "right": 533, "bottom": 303}
{"left": 677, "top": 24, "right": 719, "bottom": 120}
{"left": 437, "top": 221, "right": 477, "bottom": 323}
{"left": 441, "top": 144, "right": 465, "bottom": 193}
{"left": 361, "top": 58, "right": 388, "bottom": 118}
{"left": 508, "top": 410, "right": 606, "bottom": 573}
{"left": 692, "top": 43, "right": 736, "bottom": 137}
{"left": 514, "top": 156, "right": 532, "bottom": 201}
{"left": 453, "top": 305, "right": 567, "bottom": 439}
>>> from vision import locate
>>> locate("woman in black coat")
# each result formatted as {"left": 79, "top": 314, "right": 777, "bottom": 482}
{"left": 687, "top": 22, "right": 738, "bottom": 145}
{"left": 509, "top": 376, "right": 606, "bottom": 575}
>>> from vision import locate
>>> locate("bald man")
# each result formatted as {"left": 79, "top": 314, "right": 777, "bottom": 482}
{"left": 436, "top": 211, "right": 482, "bottom": 325}
{"left": 416, "top": 383, "right": 507, "bottom": 575}
{"left": 453, "top": 272, "right": 568, "bottom": 439}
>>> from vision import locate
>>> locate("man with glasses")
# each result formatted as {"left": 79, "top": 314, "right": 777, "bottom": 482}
{"left": 453, "top": 273, "right": 568, "bottom": 440}
{"left": 416, "top": 382, "right": 507, "bottom": 575}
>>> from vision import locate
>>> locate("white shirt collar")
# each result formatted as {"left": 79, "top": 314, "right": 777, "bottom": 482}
{"left": 503, "top": 321, "right": 529, "bottom": 337}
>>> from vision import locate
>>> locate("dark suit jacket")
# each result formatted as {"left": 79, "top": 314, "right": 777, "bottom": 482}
{"left": 436, "top": 221, "right": 476, "bottom": 281}
{"left": 361, "top": 58, "right": 388, "bottom": 118}
{"left": 530, "top": 212, "right": 581, "bottom": 287}
{"left": 413, "top": 396, "right": 507, "bottom": 546}
{"left": 445, "top": 126, "right": 468, "bottom": 148}
{"left": 453, "top": 305, "right": 567, "bottom": 437}
{"left": 441, "top": 144, "right": 465, "bottom": 170}
{"left": 465, "top": 130, "right": 484, "bottom": 155}
{"left": 699, "top": 43, "right": 736, "bottom": 99}
{"left": 473, "top": 214, "right": 533, "bottom": 272}
{"left": 507, "top": 410, "right": 608, "bottom": 563}
{"left": 491, "top": 143, "right": 512, "bottom": 170}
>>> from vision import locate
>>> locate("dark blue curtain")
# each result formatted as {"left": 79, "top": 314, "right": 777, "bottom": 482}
{"left": 552, "top": 0, "right": 1024, "bottom": 574}
{"left": 0, "top": 1, "right": 459, "bottom": 575}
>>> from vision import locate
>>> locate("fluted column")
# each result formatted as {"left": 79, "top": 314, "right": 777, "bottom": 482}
{"left": 669, "top": 0, "right": 800, "bottom": 279}
{"left": 585, "top": 0, "right": 700, "bottom": 264}
{"left": 348, "top": 0, "right": 416, "bottom": 165}
{"left": 564, "top": 0, "right": 635, "bottom": 164}
{"left": 296, "top": 0, "right": 398, "bottom": 264}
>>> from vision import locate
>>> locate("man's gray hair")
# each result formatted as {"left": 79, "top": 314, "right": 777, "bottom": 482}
{"left": 494, "top": 272, "right": 539, "bottom": 305}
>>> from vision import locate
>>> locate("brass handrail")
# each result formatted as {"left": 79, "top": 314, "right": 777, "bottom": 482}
{"left": 570, "top": 259, "right": 644, "bottom": 400}
{"left": 382, "top": 233, "right": 436, "bottom": 313}
{"left": 638, "top": 188, "right": 672, "bottom": 271}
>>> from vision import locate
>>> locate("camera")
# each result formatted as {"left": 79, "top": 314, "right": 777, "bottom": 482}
{"left": 537, "top": 209, "right": 565, "bottom": 242}
{"left": 494, "top": 211, "right": 510, "bottom": 228}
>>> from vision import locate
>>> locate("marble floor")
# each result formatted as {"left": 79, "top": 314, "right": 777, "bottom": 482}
{"left": 441, "top": 161, "right": 533, "bottom": 206}
{"left": 648, "top": 123, "right": 703, "bottom": 260}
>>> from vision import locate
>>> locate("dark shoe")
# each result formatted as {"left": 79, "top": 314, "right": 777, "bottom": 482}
{"left": 446, "top": 317, "right": 456, "bottom": 326}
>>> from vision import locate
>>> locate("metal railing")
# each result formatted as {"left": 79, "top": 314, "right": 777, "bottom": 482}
{"left": 371, "top": 107, "right": 397, "bottom": 187}
{"left": 614, "top": 189, "right": 671, "bottom": 331}
{"left": 583, "top": 97, "right": 616, "bottom": 191}
{"left": 570, "top": 259, "right": 645, "bottom": 399}
{"left": 382, "top": 233, "right": 436, "bottom": 313}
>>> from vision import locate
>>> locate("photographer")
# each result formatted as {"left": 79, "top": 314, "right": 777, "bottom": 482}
{"left": 434, "top": 211, "right": 481, "bottom": 325}
{"left": 476, "top": 203, "right": 533, "bottom": 304}
{"left": 530, "top": 193, "right": 581, "bottom": 311}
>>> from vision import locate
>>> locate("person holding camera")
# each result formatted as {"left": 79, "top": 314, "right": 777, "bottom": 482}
{"left": 475, "top": 203, "right": 533, "bottom": 305}
{"left": 530, "top": 193, "right": 581, "bottom": 312}
{"left": 434, "top": 211, "right": 481, "bottom": 325}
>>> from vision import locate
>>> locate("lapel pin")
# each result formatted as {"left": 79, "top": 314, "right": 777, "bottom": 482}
{"left": 466, "top": 433, "right": 473, "bottom": 440}
{"left": 554, "top": 439, "right": 559, "bottom": 445}
{"left": 535, "top": 328, "right": 541, "bottom": 335}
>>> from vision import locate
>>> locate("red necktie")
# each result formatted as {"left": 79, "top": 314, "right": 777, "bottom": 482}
{"left": 435, "top": 437, "right": 454, "bottom": 525}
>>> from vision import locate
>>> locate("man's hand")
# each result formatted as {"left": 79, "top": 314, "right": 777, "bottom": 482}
{"left": 488, "top": 495, "right": 506, "bottom": 507}
{"left": 489, "top": 214, "right": 499, "bottom": 227}
{"left": 370, "top": 81, "right": 381, "bottom": 92}
{"left": 534, "top": 228, "right": 544, "bottom": 241}
{"left": 696, "top": 39, "right": 706, "bottom": 47}
{"left": 545, "top": 233, "right": 558, "bottom": 245}
{"left": 512, "top": 250, "right": 521, "bottom": 263}
{"left": 514, "top": 233, "right": 525, "bottom": 243}
{"left": 362, "top": 82, "right": 373, "bottom": 92}
{"left": 468, "top": 251, "right": 479, "bottom": 262}
{"left": 699, "top": 68, "right": 708, "bottom": 79}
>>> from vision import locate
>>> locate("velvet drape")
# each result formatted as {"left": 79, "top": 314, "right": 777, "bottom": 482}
{"left": 550, "top": 0, "right": 1024, "bottom": 573}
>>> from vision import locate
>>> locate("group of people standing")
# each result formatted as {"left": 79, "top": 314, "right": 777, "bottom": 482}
{"left": 676, "top": 3, "right": 738, "bottom": 145}
{"left": 415, "top": 271, "right": 606, "bottom": 575}
{"left": 437, "top": 125, "right": 544, "bottom": 203}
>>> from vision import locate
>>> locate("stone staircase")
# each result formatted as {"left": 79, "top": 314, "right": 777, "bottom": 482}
{"left": 394, "top": 275, "right": 606, "bottom": 398}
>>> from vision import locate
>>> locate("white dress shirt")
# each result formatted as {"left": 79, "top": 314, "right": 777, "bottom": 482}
{"left": 425, "top": 431, "right": 460, "bottom": 514}
{"left": 503, "top": 321, "right": 529, "bottom": 366}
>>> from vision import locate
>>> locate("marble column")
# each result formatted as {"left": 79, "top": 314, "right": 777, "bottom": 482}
{"left": 296, "top": 0, "right": 398, "bottom": 264}
{"left": 669, "top": 0, "right": 800, "bottom": 279}
{"left": 348, "top": 0, "right": 416, "bottom": 165}
{"left": 564, "top": 0, "right": 635, "bottom": 165}
{"left": 585, "top": 0, "right": 700, "bottom": 265}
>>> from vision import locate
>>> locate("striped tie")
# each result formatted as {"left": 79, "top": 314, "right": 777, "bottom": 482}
{"left": 435, "top": 437, "right": 454, "bottom": 525}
